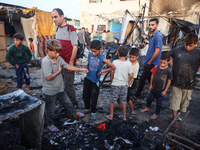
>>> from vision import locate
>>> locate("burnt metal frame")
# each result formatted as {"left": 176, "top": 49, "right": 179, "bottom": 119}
{"left": 161, "top": 110, "right": 200, "bottom": 150}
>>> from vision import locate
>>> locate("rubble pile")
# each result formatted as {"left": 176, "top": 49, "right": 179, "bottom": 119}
{"left": 42, "top": 120, "right": 142, "bottom": 150}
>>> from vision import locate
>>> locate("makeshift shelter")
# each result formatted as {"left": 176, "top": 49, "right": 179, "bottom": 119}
{"left": 0, "top": 2, "right": 57, "bottom": 63}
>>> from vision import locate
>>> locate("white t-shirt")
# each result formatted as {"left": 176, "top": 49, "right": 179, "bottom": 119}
{"left": 112, "top": 60, "right": 133, "bottom": 86}
{"left": 128, "top": 61, "right": 139, "bottom": 86}
{"left": 101, "top": 33, "right": 107, "bottom": 41}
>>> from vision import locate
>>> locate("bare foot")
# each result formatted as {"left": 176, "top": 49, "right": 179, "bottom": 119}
{"left": 140, "top": 107, "right": 149, "bottom": 113}
{"left": 131, "top": 111, "right": 136, "bottom": 115}
{"left": 150, "top": 114, "right": 158, "bottom": 119}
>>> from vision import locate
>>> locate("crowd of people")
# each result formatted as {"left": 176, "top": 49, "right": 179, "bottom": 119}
{"left": 5, "top": 8, "right": 200, "bottom": 133}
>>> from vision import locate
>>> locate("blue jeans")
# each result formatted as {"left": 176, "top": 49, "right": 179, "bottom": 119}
{"left": 146, "top": 91, "right": 164, "bottom": 115}
{"left": 44, "top": 91, "right": 77, "bottom": 126}
{"left": 31, "top": 52, "right": 35, "bottom": 60}
{"left": 15, "top": 63, "right": 30, "bottom": 88}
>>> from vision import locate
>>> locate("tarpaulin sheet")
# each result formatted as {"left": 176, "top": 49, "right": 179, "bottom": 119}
{"left": 172, "top": 18, "right": 200, "bottom": 33}
{"left": 36, "top": 11, "right": 56, "bottom": 37}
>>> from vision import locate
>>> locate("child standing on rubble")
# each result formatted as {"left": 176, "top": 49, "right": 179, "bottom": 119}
{"left": 82, "top": 40, "right": 115, "bottom": 122}
{"left": 5, "top": 33, "right": 33, "bottom": 94}
{"left": 140, "top": 53, "right": 172, "bottom": 119}
{"left": 42, "top": 39, "right": 88, "bottom": 132}
{"left": 115, "top": 47, "right": 140, "bottom": 119}
{"left": 106, "top": 46, "right": 133, "bottom": 121}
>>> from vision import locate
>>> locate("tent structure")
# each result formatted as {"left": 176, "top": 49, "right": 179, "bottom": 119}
{"left": 0, "top": 2, "right": 57, "bottom": 63}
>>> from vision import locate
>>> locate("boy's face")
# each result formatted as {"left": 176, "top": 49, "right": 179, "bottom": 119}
{"left": 129, "top": 54, "right": 138, "bottom": 62}
{"left": 185, "top": 43, "right": 197, "bottom": 52}
{"left": 47, "top": 49, "right": 60, "bottom": 59}
{"left": 91, "top": 48, "right": 101, "bottom": 57}
{"left": 14, "top": 38, "right": 23, "bottom": 47}
{"left": 160, "top": 59, "right": 169, "bottom": 68}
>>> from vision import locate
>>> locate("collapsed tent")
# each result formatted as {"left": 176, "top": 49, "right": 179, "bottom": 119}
{"left": 0, "top": 3, "right": 57, "bottom": 60}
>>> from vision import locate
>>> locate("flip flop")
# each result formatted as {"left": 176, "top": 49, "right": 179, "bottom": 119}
{"left": 132, "top": 96, "right": 139, "bottom": 102}
{"left": 129, "top": 113, "right": 136, "bottom": 119}
{"left": 106, "top": 115, "right": 113, "bottom": 121}
{"left": 82, "top": 109, "right": 91, "bottom": 114}
{"left": 118, "top": 115, "right": 127, "bottom": 121}
{"left": 48, "top": 125, "right": 59, "bottom": 132}
{"left": 77, "top": 112, "right": 84, "bottom": 118}
{"left": 89, "top": 115, "right": 96, "bottom": 122}
{"left": 27, "top": 92, "right": 36, "bottom": 96}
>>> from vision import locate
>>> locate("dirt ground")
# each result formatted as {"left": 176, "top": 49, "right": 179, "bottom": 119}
{"left": 0, "top": 60, "right": 200, "bottom": 149}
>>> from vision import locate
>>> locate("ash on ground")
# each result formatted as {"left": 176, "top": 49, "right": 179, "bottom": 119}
{"left": 0, "top": 61, "right": 200, "bottom": 150}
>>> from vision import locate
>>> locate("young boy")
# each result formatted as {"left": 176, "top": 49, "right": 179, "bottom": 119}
{"left": 5, "top": 33, "right": 32, "bottom": 94}
{"left": 82, "top": 40, "right": 115, "bottom": 122}
{"left": 127, "top": 48, "right": 140, "bottom": 118}
{"left": 140, "top": 53, "right": 173, "bottom": 119}
{"left": 168, "top": 32, "right": 200, "bottom": 119}
{"left": 116, "top": 48, "right": 140, "bottom": 119}
{"left": 42, "top": 39, "right": 88, "bottom": 132}
{"left": 106, "top": 46, "right": 133, "bottom": 121}
{"left": 28, "top": 38, "right": 35, "bottom": 60}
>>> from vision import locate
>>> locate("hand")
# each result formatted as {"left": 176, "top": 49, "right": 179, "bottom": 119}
{"left": 149, "top": 85, "right": 153, "bottom": 90}
{"left": 58, "top": 65, "right": 62, "bottom": 73}
{"left": 85, "top": 42, "right": 87, "bottom": 45}
{"left": 80, "top": 68, "right": 88, "bottom": 73}
{"left": 161, "top": 91, "right": 166, "bottom": 96}
{"left": 15, "top": 64, "right": 19, "bottom": 68}
{"left": 68, "top": 63, "right": 74, "bottom": 73}
{"left": 99, "top": 71, "right": 103, "bottom": 76}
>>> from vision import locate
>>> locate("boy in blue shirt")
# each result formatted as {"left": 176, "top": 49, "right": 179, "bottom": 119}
{"left": 82, "top": 40, "right": 115, "bottom": 122}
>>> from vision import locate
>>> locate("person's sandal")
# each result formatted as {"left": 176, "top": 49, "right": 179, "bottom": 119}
{"left": 132, "top": 96, "right": 139, "bottom": 102}
{"left": 106, "top": 115, "right": 113, "bottom": 121}
{"left": 82, "top": 109, "right": 91, "bottom": 114}
{"left": 89, "top": 115, "right": 96, "bottom": 122}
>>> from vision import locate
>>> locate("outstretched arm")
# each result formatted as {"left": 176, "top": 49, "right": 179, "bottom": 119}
{"left": 99, "top": 59, "right": 116, "bottom": 76}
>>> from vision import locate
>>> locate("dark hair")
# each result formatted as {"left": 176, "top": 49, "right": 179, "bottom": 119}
{"left": 107, "top": 30, "right": 110, "bottom": 32}
{"left": 52, "top": 8, "right": 64, "bottom": 16}
{"left": 90, "top": 40, "right": 101, "bottom": 50}
{"left": 47, "top": 39, "right": 62, "bottom": 52}
{"left": 160, "top": 52, "right": 170, "bottom": 61}
{"left": 185, "top": 32, "right": 198, "bottom": 44}
{"left": 103, "top": 30, "right": 106, "bottom": 32}
{"left": 129, "top": 48, "right": 139, "bottom": 56}
{"left": 13, "top": 33, "right": 24, "bottom": 41}
{"left": 150, "top": 18, "right": 159, "bottom": 24}
{"left": 118, "top": 46, "right": 129, "bottom": 57}
{"left": 28, "top": 38, "right": 33, "bottom": 42}
{"left": 82, "top": 27, "right": 85, "bottom": 29}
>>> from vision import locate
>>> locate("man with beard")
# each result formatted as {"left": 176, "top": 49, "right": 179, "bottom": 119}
{"left": 132, "top": 18, "right": 163, "bottom": 102}
{"left": 51, "top": 8, "right": 79, "bottom": 108}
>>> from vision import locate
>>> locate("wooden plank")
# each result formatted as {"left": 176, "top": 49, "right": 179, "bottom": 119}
{"left": 0, "top": 50, "right": 7, "bottom": 63}
{"left": 0, "top": 21, "right": 6, "bottom": 63}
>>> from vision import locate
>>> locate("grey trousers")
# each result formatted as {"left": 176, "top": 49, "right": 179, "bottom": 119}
{"left": 62, "top": 68, "right": 78, "bottom": 106}
{"left": 45, "top": 91, "right": 76, "bottom": 126}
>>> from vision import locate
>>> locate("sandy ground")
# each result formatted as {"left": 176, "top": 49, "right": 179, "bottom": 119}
{"left": 0, "top": 60, "right": 200, "bottom": 149}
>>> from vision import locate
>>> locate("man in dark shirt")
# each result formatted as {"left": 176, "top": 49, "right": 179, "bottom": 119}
{"left": 168, "top": 32, "right": 200, "bottom": 118}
